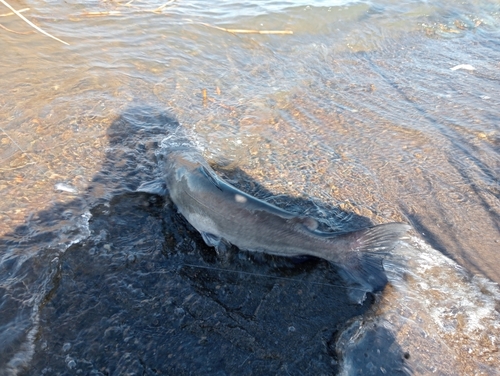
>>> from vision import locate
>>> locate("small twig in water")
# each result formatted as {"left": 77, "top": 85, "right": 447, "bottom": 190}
{"left": 153, "top": 0, "right": 176, "bottom": 13}
{"left": 0, "top": 162, "right": 35, "bottom": 171}
{"left": 0, "top": 0, "right": 69, "bottom": 45}
{"left": 0, "top": 7, "right": 29, "bottom": 17}
{"left": 81, "top": 11, "right": 122, "bottom": 17}
{"left": 0, "top": 22, "right": 34, "bottom": 34}
{"left": 198, "top": 22, "right": 293, "bottom": 35}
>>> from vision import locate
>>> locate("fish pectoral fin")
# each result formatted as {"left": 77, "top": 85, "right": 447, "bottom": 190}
{"left": 200, "top": 232, "right": 228, "bottom": 255}
{"left": 136, "top": 178, "right": 168, "bottom": 196}
{"left": 200, "top": 166, "right": 222, "bottom": 191}
{"left": 201, "top": 232, "right": 222, "bottom": 248}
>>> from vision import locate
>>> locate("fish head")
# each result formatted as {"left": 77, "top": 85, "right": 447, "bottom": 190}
{"left": 157, "top": 134, "right": 192, "bottom": 167}
{"left": 157, "top": 138, "right": 208, "bottom": 190}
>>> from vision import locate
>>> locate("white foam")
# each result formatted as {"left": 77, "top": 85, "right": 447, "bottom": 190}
{"left": 1, "top": 211, "right": 92, "bottom": 375}
{"left": 338, "top": 236, "right": 500, "bottom": 375}
{"left": 54, "top": 183, "right": 78, "bottom": 194}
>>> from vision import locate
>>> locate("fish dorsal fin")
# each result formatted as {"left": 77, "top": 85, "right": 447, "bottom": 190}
{"left": 199, "top": 165, "right": 222, "bottom": 191}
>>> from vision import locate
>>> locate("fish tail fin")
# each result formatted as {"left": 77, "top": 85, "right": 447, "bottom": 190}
{"left": 334, "top": 223, "right": 410, "bottom": 296}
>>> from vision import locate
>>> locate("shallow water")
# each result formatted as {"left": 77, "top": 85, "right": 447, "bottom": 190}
{"left": 1, "top": 0, "right": 499, "bottom": 374}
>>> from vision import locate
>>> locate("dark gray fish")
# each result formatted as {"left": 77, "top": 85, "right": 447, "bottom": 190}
{"left": 142, "top": 145, "right": 410, "bottom": 293}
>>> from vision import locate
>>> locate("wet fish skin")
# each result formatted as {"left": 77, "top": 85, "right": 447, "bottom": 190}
{"left": 159, "top": 145, "right": 410, "bottom": 292}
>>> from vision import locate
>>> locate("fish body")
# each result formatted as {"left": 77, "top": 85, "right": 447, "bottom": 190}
{"left": 157, "top": 145, "right": 409, "bottom": 292}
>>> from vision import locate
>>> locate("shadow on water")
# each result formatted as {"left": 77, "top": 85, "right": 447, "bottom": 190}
{"left": 1, "top": 105, "right": 411, "bottom": 375}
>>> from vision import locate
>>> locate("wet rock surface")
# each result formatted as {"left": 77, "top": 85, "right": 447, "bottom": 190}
{"left": 20, "top": 190, "right": 406, "bottom": 375}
